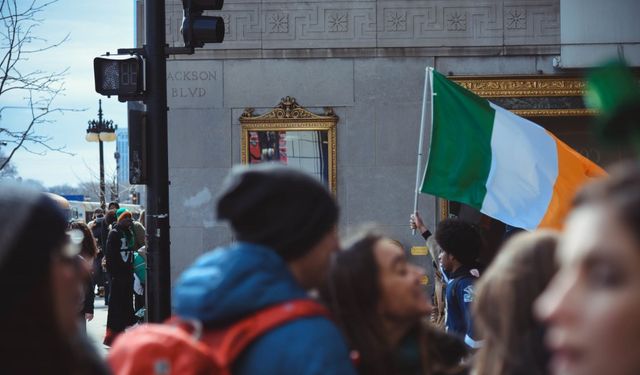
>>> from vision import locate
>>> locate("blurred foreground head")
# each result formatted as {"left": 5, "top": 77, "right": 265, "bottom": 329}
{"left": 535, "top": 161, "right": 640, "bottom": 375}
{"left": 217, "top": 163, "right": 339, "bottom": 261}
{"left": 0, "top": 186, "right": 69, "bottom": 314}
{"left": 322, "top": 228, "right": 468, "bottom": 375}
{"left": 216, "top": 164, "right": 340, "bottom": 289}
{"left": 0, "top": 185, "right": 97, "bottom": 374}
{"left": 586, "top": 60, "right": 640, "bottom": 155}
{"left": 474, "top": 230, "right": 559, "bottom": 375}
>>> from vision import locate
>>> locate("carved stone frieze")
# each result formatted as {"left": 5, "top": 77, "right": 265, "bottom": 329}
{"left": 163, "top": 0, "right": 559, "bottom": 52}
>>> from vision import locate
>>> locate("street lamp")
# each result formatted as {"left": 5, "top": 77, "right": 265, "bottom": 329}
{"left": 86, "top": 99, "right": 117, "bottom": 209}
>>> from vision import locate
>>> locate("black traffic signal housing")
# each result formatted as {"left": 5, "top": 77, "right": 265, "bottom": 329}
{"left": 181, "top": 0, "right": 225, "bottom": 48}
{"left": 94, "top": 54, "right": 144, "bottom": 102}
{"left": 128, "top": 101, "right": 147, "bottom": 185}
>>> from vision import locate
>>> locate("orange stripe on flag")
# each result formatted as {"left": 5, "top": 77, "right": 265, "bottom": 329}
{"left": 538, "top": 132, "right": 607, "bottom": 229}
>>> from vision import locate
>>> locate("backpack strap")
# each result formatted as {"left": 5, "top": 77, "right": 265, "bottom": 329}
{"left": 200, "top": 299, "right": 329, "bottom": 367}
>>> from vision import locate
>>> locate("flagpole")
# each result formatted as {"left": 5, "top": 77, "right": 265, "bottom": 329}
{"left": 413, "top": 67, "right": 432, "bottom": 234}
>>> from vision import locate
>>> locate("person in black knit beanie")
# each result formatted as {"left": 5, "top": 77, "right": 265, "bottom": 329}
{"left": 216, "top": 163, "right": 339, "bottom": 262}
{"left": 172, "top": 163, "right": 357, "bottom": 375}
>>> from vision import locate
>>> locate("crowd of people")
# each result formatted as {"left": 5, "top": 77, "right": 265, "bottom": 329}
{"left": 1, "top": 160, "right": 639, "bottom": 375}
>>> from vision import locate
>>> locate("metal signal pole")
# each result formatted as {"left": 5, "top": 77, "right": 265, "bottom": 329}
{"left": 144, "top": 0, "right": 171, "bottom": 322}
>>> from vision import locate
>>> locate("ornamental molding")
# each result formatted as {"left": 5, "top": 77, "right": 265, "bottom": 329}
{"left": 163, "top": 0, "right": 559, "bottom": 51}
{"left": 451, "top": 76, "right": 587, "bottom": 97}
{"left": 240, "top": 96, "right": 338, "bottom": 123}
{"left": 510, "top": 108, "right": 596, "bottom": 117}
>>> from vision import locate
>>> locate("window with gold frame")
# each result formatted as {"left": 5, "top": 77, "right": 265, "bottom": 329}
{"left": 239, "top": 97, "right": 338, "bottom": 194}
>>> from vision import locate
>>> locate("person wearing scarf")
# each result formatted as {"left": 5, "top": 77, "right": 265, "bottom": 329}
{"left": 103, "top": 208, "right": 136, "bottom": 346}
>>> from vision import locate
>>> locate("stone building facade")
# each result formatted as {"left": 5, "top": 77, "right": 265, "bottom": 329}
{"left": 152, "top": 0, "right": 637, "bottom": 280}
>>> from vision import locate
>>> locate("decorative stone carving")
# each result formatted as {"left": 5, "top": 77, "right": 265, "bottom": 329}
{"left": 163, "top": 0, "right": 559, "bottom": 52}
{"left": 446, "top": 10, "right": 467, "bottom": 31}
{"left": 328, "top": 12, "right": 349, "bottom": 32}
{"left": 269, "top": 13, "right": 289, "bottom": 33}
{"left": 506, "top": 8, "right": 526, "bottom": 29}
{"left": 223, "top": 14, "right": 230, "bottom": 34}
{"left": 386, "top": 11, "right": 407, "bottom": 32}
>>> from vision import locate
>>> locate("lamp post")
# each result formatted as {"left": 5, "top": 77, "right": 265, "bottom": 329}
{"left": 86, "top": 100, "right": 117, "bottom": 209}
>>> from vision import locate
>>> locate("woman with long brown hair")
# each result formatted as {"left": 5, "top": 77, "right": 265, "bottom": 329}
{"left": 322, "top": 229, "right": 468, "bottom": 375}
{"left": 69, "top": 220, "right": 98, "bottom": 332}
{"left": 473, "top": 230, "right": 559, "bottom": 375}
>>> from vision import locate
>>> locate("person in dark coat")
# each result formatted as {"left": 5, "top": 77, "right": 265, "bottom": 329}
{"left": 103, "top": 208, "right": 135, "bottom": 346}
{"left": 0, "top": 185, "right": 110, "bottom": 375}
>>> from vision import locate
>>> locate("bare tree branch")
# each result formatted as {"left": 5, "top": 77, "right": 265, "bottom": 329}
{"left": 0, "top": 0, "right": 78, "bottom": 170}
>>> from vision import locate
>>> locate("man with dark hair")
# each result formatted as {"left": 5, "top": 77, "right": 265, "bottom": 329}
{"left": 172, "top": 164, "right": 357, "bottom": 375}
{"left": 435, "top": 218, "right": 483, "bottom": 349}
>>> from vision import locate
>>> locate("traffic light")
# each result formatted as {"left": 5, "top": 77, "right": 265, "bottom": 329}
{"left": 181, "top": 0, "right": 225, "bottom": 48}
{"left": 128, "top": 101, "right": 147, "bottom": 185}
{"left": 94, "top": 54, "right": 144, "bottom": 102}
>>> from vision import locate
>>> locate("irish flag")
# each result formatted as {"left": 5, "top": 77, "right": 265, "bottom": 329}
{"left": 420, "top": 69, "right": 606, "bottom": 230}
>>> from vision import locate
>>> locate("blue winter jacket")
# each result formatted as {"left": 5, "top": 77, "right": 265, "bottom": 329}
{"left": 445, "top": 266, "right": 481, "bottom": 349}
{"left": 172, "top": 242, "right": 357, "bottom": 375}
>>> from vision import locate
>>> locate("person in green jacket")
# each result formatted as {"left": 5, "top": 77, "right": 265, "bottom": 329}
{"left": 132, "top": 249, "right": 146, "bottom": 314}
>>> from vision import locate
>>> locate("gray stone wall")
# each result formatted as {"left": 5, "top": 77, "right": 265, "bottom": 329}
{"left": 167, "top": 54, "right": 554, "bottom": 281}
{"left": 165, "top": 0, "right": 561, "bottom": 281}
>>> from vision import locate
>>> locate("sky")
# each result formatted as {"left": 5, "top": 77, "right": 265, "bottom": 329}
{"left": 2, "top": 0, "right": 135, "bottom": 187}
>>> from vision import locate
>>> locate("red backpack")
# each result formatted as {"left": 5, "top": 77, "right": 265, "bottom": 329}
{"left": 108, "top": 299, "right": 328, "bottom": 375}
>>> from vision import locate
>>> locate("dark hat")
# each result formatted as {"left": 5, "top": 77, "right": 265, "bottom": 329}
{"left": 216, "top": 164, "right": 339, "bottom": 261}
{"left": 435, "top": 218, "right": 481, "bottom": 266}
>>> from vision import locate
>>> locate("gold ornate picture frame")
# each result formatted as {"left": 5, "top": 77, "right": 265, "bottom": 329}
{"left": 240, "top": 96, "right": 338, "bottom": 194}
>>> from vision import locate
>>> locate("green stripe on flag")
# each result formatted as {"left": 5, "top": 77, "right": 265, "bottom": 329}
{"left": 420, "top": 70, "right": 495, "bottom": 209}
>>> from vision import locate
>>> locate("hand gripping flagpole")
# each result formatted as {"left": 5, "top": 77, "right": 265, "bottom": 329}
{"left": 413, "top": 67, "right": 434, "bottom": 234}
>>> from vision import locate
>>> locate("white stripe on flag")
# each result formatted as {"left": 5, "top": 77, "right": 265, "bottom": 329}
{"left": 481, "top": 103, "right": 559, "bottom": 229}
